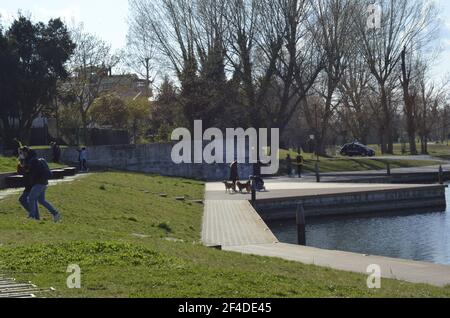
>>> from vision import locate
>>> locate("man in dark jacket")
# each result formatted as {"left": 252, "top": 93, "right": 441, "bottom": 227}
{"left": 17, "top": 149, "right": 36, "bottom": 217}
{"left": 51, "top": 142, "right": 61, "bottom": 163}
{"left": 22, "top": 147, "right": 61, "bottom": 222}
{"left": 230, "top": 160, "right": 239, "bottom": 185}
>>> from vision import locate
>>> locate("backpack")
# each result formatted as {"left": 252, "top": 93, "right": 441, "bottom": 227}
{"left": 38, "top": 158, "right": 53, "bottom": 180}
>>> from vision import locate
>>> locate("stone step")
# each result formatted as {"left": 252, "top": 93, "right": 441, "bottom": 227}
{"left": 0, "top": 276, "right": 52, "bottom": 298}
{"left": 5, "top": 175, "right": 25, "bottom": 188}
{"left": 50, "top": 169, "right": 66, "bottom": 180}
{"left": 63, "top": 167, "right": 77, "bottom": 177}
{"left": 0, "top": 292, "right": 36, "bottom": 298}
{"left": 4, "top": 167, "right": 79, "bottom": 189}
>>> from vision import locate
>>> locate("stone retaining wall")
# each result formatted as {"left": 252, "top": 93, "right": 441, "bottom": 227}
{"left": 36, "top": 143, "right": 253, "bottom": 181}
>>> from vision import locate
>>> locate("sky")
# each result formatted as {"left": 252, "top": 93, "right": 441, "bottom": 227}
{"left": 0, "top": 0, "right": 129, "bottom": 51}
{"left": 1, "top": 0, "right": 450, "bottom": 82}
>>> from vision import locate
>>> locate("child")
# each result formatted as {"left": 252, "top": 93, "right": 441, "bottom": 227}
{"left": 78, "top": 147, "right": 88, "bottom": 172}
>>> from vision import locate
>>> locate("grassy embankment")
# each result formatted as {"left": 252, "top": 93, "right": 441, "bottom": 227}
{"left": 278, "top": 150, "right": 442, "bottom": 173}
{"left": 0, "top": 171, "right": 449, "bottom": 297}
{"left": 0, "top": 156, "right": 64, "bottom": 174}
{"left": 367, "top": 142, "right": 450, "bottom": 160}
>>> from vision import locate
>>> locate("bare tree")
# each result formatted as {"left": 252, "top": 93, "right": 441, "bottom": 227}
{"left": 262, "top": 0, "right": 324, "bottom": 141}
{"left": 355, "top": 0, "right": 438, "bottom": 154}
{"left": 400, "top": 46, "right": 420, "bottom": 154}
{"left": 338, "top": 52, "right": 373, "bottom": 144}
{"left": 305, "top": 0, "right": 355, "bottom": 154}
{"left": 126, "top": 13, "right": 158, "bottom": 98}
{"left": 64, "top": 24, "right": 119, "bottom": 145}
{"left": 417, "top": 65, "right": 449, "bottom": 154}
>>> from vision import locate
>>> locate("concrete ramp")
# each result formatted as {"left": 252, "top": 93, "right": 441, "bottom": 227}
{"left": 202, "top": 200, "right": 278, "bottom": 247}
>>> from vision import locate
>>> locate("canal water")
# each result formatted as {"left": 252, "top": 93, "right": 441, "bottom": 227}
{"left": 266, "top": 188, "right": 450, "bottom": 265}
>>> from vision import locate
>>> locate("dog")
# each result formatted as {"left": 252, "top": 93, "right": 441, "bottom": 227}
{"left": 223, "top": 181, "right": 237, "bottom": 193}
{"left": 236, "top": 181, "right": 252, "bottom": 193}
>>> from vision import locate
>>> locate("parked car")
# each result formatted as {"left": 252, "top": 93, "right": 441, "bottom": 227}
{"left": 340, "top": 143, "right": 376, "bottom": 157}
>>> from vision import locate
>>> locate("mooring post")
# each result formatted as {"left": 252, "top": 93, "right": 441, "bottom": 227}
{"left": 296, "top": 204, "right": 306, "bottom": 246}
{"left": 387, "top": 162, "right": 391, "bottom": 176}
{"left": 250, "top": 175, "right": 256, "bottom": 203}
{"left": 439, "top": 165, "right": 444, "bottom": 185}
{"left": 315, "top": 162, "right": 320, "bottom": 183}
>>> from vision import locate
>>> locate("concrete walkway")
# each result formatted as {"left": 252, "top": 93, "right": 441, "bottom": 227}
{"left": 202, "top": 180, "right": 450, "bottom": 287}
{"left": 224, "top": 243, "right": 450, "bottom": 287}
{"left": 205, "top": 181, "right": 443, "bottom": 201}
{"left": 0, "top": 174, "right": 90, "bottom": 201}
{"left": 202, "top": 200, "right": 278, "bottom": 247}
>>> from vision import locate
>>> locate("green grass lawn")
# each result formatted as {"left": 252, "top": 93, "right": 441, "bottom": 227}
{"left": 0, "top": 156, "right": 65, "bottom": 173}
{"left": 366, "top": 142, "right": 450, "bottom": 158}
{"left": 278, "top": 150, "right": 441, "bottom": 174}
{"left": 0, "top": 172, "right": 449, "bottom": 297}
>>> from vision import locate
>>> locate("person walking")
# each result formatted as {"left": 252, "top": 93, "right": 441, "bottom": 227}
{"left": 22, "top": 147, "right": 61, "bottom": 222}
{"left": 78, "top": 147, "right": 88, "bottom": 172}
{"left": 51, "top": 142, "right": 61, "bottom": 163}
{"left": 296, "top": 153, "right": 304, "bottom": 178}
{"left": 17, "top": 148, "right": 36, "bottom": 218}
{"left": 230, "top": 160, "right": 239, "bottom": 185}
{"left": 286, "top": 154, "right": 292, "bottom": 177}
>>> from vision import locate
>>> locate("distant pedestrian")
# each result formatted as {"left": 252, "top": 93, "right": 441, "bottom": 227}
{"left": 286, "top": 154, "right": 292, "bottom": 177}
{"left": 78, "top": 147, "right": 88, "bottom": 172}
{"left": 21, "top": 147, "right": 61, "bottom": 222}
{"left": 253, "top": 161, "right": 266, "bottom": 191}
{"left": 230, "top": 160, "right": 239, "bottom": 185}
{"left": 51, "top": 142, "right": 61, "bottom": 163}
{"left": 296, "top": 153, "right": 304, "bottom": 178}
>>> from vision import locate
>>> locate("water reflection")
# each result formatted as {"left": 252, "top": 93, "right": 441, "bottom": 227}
{"left": 266, "top": 189, "right": 450, "bottom": 265}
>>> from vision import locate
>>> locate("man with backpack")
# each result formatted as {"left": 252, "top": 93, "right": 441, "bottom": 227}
{"left": 17, "top": 148, "right": 36, "bottom": 218}
{"left": 21, "top": 147, "right": 61, "bottom": 222}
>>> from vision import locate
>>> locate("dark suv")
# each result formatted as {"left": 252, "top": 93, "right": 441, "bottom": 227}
{"left": 340, "top": 143, "right": 376, "bottom": 157}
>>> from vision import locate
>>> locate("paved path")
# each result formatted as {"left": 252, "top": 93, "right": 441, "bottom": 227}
{"left": 224, "top": 243, "right": 450, "bottom": 287}
{"left": 202, "top": 180, "right": 450, "bottom": 287}
{"left": 205, "top": 181, "right": 441, "bottom": 201}
{"left": 202, "top": 200, "right": 278, "bottom": 247}
{"left": 370, "top": 155, "right": 445, "bottom": 161}
{"left": 274, "top": 163, "right": 450, "bottom": 183}
{"left": 0, "top": 174, "right": 90, "bottom": 201}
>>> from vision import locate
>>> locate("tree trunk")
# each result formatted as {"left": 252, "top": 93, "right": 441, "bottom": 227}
{"left": 81, "top": 111, "right": 89, "bottom": 146}
{"left": 408, "top": 133, "right": 417, "bottom": 155}
{"left": 380, "top": 85, "right": 393, "bottom": 154}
